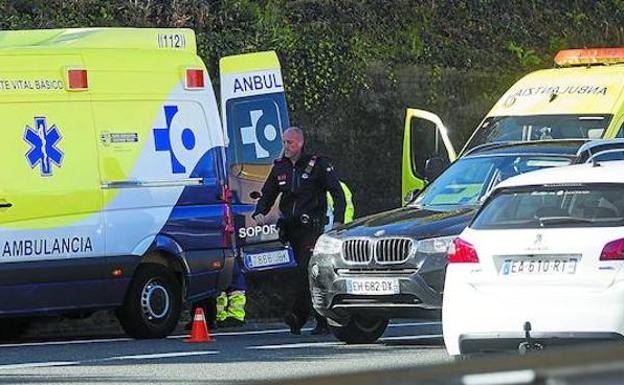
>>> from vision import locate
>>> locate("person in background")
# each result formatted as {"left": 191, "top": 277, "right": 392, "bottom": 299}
{"left": 215, "top": 262, "right": 246, "bottom": 327}
{"left": 325, "top": 180, "right": 354, "bottom": 231}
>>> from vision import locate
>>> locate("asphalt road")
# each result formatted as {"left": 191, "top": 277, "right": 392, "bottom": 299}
{"left": 0, "top": 321, "right": 447, "bottom": 384}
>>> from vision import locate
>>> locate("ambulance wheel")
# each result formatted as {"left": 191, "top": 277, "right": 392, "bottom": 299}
{"left": 329, "top": 315, "right": 388, "bottom": 344}
{"left": 117, "top": 263, "right": 182, "bottom": 339}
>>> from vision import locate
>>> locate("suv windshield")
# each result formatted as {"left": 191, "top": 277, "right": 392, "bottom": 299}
{"left": 473, "top": 184, "right": 624, "bottom": 229}
{"left": 465, "top": 114, "right": 612, "bottom": 151}
{"left": 410, "top": 154, "right": 572, "bottom": 207}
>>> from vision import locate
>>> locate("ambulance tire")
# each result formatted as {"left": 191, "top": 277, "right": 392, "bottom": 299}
{"left": 117, "top": 263, "right": 182, "bottom": 339}
{"left": 329, "top": 315, "right": 388, "bottom": 344}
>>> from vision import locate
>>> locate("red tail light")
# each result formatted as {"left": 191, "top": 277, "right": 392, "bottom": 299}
{"left": 600, "top": 238, "right": 624, "bottom": 261}
{"left": 448, "top": 238, "right": 479, "bottom": 263}
{"left": 222, "top": 185, "right": 235, "bottom": 248}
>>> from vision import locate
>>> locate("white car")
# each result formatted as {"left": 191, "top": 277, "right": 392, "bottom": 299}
{"left": 443, "top": 160, "right": 624, "bottom": 356}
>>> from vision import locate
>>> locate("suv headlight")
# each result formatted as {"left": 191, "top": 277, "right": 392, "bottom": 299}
{"left": 416, "top": 236, "right": 456, "bottom": 254}
{"left": 314, "top": 234, "right": 342, "bottom": 255}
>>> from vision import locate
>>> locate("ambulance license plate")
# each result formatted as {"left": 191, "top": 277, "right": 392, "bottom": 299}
{"left": 246, "top": 249, "right": 292, "bottom": 269}
{"left": 346, "top": 278, "right": 400, "bottom": 295}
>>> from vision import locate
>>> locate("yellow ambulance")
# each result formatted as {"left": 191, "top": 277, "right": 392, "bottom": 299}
{"left": 403, "top": 48, "right": 624, "bottom": 202}
{"left": 0, "top": 28, "right": 290, "bottom": 339}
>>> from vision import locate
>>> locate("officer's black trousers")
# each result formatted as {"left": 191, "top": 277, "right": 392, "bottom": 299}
{"left": 288, "top": 226, "right": 327, "bottom": 328}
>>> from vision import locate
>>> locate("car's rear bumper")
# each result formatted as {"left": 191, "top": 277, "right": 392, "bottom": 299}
{"left": 459, "top": 332, "right": 624, "bottom": 354}
{"left": 443, "top": 278, "right": 624, "bottom": 355}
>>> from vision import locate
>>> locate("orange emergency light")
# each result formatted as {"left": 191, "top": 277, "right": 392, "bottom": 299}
{"left": 555, "top": 48, "right": 624, "bottom": 67}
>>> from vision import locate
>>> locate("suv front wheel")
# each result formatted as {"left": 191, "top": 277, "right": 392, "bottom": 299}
{"left": 330, "top": 315, "right": 388, "bottom": 344}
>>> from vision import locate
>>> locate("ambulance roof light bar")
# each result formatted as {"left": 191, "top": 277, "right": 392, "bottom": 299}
{"left": 555, "top": 48, "right": 624, "bottom": 67}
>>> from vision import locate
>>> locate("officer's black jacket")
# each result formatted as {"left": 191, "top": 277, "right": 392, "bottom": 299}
{"left": 254, "top": 152, "right": 346, "bottom": 223}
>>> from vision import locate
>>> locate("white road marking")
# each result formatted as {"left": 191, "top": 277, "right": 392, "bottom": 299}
{"left": 0, "top": 337, "right": 132, "bottom": 349}
{"left": 169, "top": 321, "right": 441, "bottom": 339}
{"left": 108, "top": 351, "right": 218, "bottom": 361}
{"left": 0, "top": 321, "right": 441, "bottom": 348}
{"left": 248, "top": 333, "right": 443, "bottom": 350}
{"left": 0, "top": 361, "right": 78, "bottom": 369}
{"left": 380, "top": 334, "right": 443, "bottom": 341}
{"left": 167, "top": 327, "right": 299, "bottom": 339}
{"left": 0, "top": 351, "right": 219, "bottom": 369}
{"left": 388, "top": 322, "right": 441, "bottom": 328}
{"left": 248, "top": 341, "right": 341, "bottom": 350}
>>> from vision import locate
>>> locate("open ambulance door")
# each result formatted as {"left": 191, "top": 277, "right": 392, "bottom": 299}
{"left": 402, "top": 108, "right": 457, "bottom": 205}
{"left": 220, "top": 51, "right": 295, "bottom": 272}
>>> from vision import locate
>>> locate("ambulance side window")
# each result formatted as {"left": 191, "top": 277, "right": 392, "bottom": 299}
{"left": 410, "top": 118, "right": 450, "bottom": 178}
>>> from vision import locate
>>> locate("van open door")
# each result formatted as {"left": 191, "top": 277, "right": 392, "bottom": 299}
{"left": 220, "top": 51, "right": 295, "bottom": 272}
{"left": 402, "top": 108, "right": 457, "bottom": 205}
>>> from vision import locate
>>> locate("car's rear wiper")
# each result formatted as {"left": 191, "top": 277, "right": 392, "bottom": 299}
{"left": 537, "top": 216, "right": 595, "bottom": 226}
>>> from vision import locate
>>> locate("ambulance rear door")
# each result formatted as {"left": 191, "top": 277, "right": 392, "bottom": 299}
{"left": 402, "top": 108, "right": 456, "bottom": 205}
{"left": 220, "top": 51, "right": 294, "bottom": 272}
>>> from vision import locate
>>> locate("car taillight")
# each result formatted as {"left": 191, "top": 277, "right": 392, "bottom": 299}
{"left": 222, "top": 185, "right": 235, "bottom": 248}
{"left": 600, "top": 238, "right": 624, "bottom": 261}
{"left": 448, "top": 238, "right": 479, "bottom": 263}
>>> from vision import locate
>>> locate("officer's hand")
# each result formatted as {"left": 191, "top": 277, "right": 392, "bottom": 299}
{"left": 333, "top": 221, "right": 343, "bottom": 229}
{"left": 253, "top": 213, "right": 266, "bottom": 226}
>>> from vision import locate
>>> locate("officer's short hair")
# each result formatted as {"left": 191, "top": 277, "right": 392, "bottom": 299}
{"left": 285, "top": 126, "right": 304, "bottom": 142}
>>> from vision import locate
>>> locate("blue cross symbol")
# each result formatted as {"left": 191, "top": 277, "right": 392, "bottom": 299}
{"left": 153, "top": 105, "right": 196, "bottom": 174}
{"left": 24, "top": 117, "right": 64, "bottom": 176}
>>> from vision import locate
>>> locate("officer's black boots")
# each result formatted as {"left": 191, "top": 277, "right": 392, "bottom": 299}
{"left": 284, "top": 313, "right": 302, "bottom": 335}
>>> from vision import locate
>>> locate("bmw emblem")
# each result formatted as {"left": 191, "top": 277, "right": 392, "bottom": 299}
{"left": 374, "top": 229, "right": 385, "bottom": 237}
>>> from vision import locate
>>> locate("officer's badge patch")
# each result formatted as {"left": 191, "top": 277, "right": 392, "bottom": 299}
{"left": 278, "top": 174, "right": 287, "bottom": 181}
{"left": 302, "top": 173, "right": 309, "bottom": 179}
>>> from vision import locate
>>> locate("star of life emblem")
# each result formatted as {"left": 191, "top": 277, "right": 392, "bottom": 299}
{"left": 24, "top": 117, "right": 64, "bottom": 176}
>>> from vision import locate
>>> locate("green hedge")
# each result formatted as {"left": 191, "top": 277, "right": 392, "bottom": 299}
{"left": 2, "top": 0, "right": 623, "bottom": 213}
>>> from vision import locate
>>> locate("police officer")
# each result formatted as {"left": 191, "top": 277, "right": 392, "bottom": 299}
{"left": 253, "top": 126, "right": 346, "bottom": 335}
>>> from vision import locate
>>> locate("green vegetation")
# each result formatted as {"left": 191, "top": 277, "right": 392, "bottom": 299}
{"left": 2, "top": 0, "right": 623, "bottom": 213}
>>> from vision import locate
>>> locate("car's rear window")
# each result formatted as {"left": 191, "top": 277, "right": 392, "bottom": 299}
{"left": 472, "top": 183, "right": 624, "bottom": 229}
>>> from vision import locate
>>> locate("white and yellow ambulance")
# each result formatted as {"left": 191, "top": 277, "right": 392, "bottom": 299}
{"left": 0, "top": 28, "right": 290, "bottom": 338}
{"left": 403, "top": 48, "right": 624, "bottom": 202}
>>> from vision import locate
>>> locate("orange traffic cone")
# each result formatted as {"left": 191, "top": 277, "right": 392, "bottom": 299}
{"left": 185, "top": 307, "right": 214, "bottom": 343}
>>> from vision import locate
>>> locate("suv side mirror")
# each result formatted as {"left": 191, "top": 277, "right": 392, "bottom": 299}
{"left": 424, "top": 157, "right": 447, "bottom": 182}
{"left": 249, "top": 191, "right": 262, "bottom": 200}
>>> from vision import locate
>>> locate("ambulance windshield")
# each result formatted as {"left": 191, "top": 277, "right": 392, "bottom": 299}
{"left": 464, "top": 114, "right": 612, "bottom": 152}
